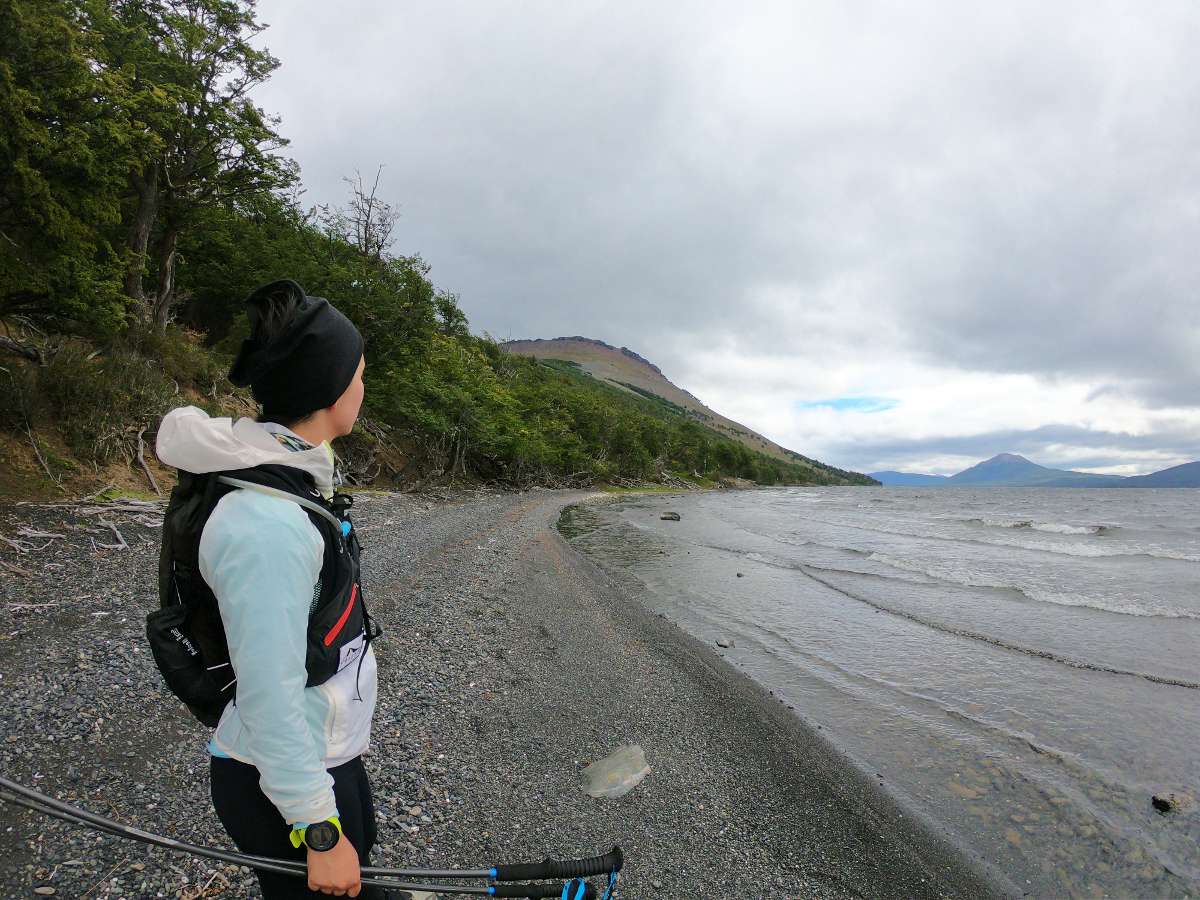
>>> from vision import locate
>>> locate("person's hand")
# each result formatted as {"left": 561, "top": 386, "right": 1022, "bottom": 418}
{"left": 307, "top": 832, "right": 362, "bottom": 897}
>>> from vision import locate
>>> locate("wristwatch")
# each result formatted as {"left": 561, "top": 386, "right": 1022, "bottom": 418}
{"left": 289, "top": 816, "right": 342, "bottom": 851}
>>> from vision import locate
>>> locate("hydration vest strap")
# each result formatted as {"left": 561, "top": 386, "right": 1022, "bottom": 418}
{"left": 216, "top": 476, "right": 344, "bottom": 531}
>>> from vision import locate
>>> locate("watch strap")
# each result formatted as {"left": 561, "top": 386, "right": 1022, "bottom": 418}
{"left": 289, "top": 815, "right": 342, "bottom": 849}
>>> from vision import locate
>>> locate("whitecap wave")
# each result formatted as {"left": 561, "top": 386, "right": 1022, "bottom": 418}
{"left": 866, "top": 552, "right": 1200, "bottom": 619}
{"left": 993, "top": 539, "right": 1200, "bottom": 561}
{"left": 775, "top": 516, "right": 1200, "bottom": 562}
{"left": 969, "top": 517, "right": 1111, "bottom": 535}
{"left": 1022, "top": 588, "right": 1200, "bottom": 620}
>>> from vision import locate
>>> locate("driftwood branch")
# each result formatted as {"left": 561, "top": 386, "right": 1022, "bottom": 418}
{"left": 94, "top": 518, "right": 128, "bottom": 550}
{"left": 0, "top": 534, "right": 27, "bottom": 553}
{"left": 78, "top": 483, "right": 117, "bottom": 503}
{"left": 0, "top": 335, "right": 41, "bottom": 362}
{"left": 135, "top": 427, "right": 162, "bottom": 496}
{"left": 9, "top": 315, "right": 46, "bottom": 338}
{"left": 24, "top": 424, "right": 61, "bottom": 491}
{"left": 76, "top": 502, "right": 163, "bottom": 515}
{"left": 16, "top": 526, "right": 64, "bottom": 540}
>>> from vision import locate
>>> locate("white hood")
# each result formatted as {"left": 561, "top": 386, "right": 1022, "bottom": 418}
{"left": 155, "top": 406, "right": 336, "bottom": 498}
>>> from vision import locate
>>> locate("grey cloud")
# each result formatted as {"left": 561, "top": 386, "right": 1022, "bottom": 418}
{"left": 254, "top": 0, "right": 1200, "bottom": 462}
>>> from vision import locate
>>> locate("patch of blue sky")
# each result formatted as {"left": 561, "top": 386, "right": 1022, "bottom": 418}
{"left": 796, "top": 396, "right": 899, "bottom": 413}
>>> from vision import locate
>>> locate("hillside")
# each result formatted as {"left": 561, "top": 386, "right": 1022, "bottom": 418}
{"left": 868, "top": 471, "right": 949, "bottom": 486}
{"left": 1121, "top": 460, "right": 1200, "bottom": 487}
{"left": 502, "top": 337, "right": 819, "bottom": 466}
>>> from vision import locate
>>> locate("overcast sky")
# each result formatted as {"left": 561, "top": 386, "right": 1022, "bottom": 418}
{"left": 253, "top": 0, "right": 1199, "bottom": 476}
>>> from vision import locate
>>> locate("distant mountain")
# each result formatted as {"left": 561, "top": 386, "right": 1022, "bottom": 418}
{"left": 1121, "top": 460, "right": 1200, "bottom": 487}
{"left": 869, "top": 471, "right": 950, "bottom": 486}
{"left": 948, "top": 453, "right": 1121, "bottom": 487}
{"left": 873, "top": 453, "right": 1200, "bottom": 488}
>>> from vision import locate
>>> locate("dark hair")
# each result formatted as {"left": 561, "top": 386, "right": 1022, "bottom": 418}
{"left": 248, "top": 281, "right": 304, "bottom": 344}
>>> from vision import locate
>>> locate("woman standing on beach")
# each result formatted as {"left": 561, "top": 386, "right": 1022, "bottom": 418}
{"left": 156, "top": 280, "right": 381, "bottom": 899}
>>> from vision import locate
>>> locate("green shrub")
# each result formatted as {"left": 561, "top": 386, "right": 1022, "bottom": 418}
{"left": 121, "top": 321, "right": 230, "bottom": 390}
{"left": 0, "top": 362, "right": 39, "bottom": 431}
{"left": 37, "top": 340, "right": 175, "bottom": 463}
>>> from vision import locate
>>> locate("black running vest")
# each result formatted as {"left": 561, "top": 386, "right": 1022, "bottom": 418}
{"left": 146, "top": 463, "right": 381, "bottom": 727}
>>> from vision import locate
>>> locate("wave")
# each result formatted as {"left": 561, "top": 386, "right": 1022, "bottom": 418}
{"left": 712, "top": 540, "right": 1200, "bottom": 621}
{"left": 997, "top": 542, "right": 1200, "bottom": 562}
{"left": 1020, "top": 587, "right": 1200, "bottom": 620}
{"left": 797, "top": 566, "right": 1200, "bottom": 689}
{"left": 866, "top": 552, "right": 1200, "bottom": 620}
{"left": 743, "top": 550, "right": 940, "bottom": 587}
{"left": 965, "top": 517, "right": 1115, "bottom": 536}
{"left": 780, "top": 517, "right": 1200, "bottom": 562}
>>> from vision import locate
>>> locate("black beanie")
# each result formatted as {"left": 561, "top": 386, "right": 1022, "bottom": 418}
{"left": 227, "top": 279, "right": 364, "bottom": 419}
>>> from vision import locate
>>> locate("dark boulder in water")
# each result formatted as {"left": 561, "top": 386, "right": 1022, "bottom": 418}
{"left": 1152, "top": 794, "right": 1176, "bottom": 813}
{"left": 661, "top": 512, "right": 681, "bottom": 521}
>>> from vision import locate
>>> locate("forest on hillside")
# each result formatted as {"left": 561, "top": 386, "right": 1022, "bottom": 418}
{"left": 0, "top": 0, "right": 873, "bottom": 490}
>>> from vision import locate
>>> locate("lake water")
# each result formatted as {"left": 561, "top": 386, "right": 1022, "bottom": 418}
{"left": 559, "top": 487, "right": 1200, "bottom": 898}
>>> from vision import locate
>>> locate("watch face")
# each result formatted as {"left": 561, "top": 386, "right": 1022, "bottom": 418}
{"left": 306, "top": 821, "right": 339, "bottom": 851}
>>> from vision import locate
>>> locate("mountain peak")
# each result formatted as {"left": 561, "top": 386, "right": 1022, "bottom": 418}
{"left": 985, "top": 452, "right": 1032, "bottom": 464}
{"left": 948, "top": 452, "right": 1050, "bottom": 485}
{"left": 504, "top": 336, "right": 665, "bottom": 378}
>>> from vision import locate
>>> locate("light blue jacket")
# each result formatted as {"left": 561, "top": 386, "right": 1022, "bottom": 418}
{"left": 156, "top": 406, "right": 378, "bottom": 825}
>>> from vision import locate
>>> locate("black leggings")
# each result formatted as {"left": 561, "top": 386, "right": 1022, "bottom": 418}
{"left": 210, "top": 754, "right": 385, "bottom": 899}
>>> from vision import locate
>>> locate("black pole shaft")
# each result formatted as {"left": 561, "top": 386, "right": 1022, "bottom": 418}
{"left": 0, "top": 775, "right": 494, "bottom": 879}
{"left": 0, "top": 778, "right": 612, "bottom": 898}
{"left": 0, "top": 790, "right": 500, "bottom": 895}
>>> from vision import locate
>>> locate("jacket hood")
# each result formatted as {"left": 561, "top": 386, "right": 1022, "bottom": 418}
{"left": 155, "top": 405, "right": 336, "bottom": 498}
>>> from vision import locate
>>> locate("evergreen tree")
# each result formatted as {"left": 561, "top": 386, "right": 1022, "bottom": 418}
{"left": 0, "top": 0, "right": 135, "bottom": 336}
{"left": 107, "top": 0, "right": 296, "bottom": 332}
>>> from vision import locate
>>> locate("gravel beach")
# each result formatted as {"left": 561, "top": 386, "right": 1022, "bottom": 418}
{"left": 0, "top": 488, "right": 1001, "bottom": 899}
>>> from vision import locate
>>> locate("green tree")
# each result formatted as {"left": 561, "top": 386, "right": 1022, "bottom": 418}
{"left": 0, "top": 0, "right": 135, "bottom": 336}
{"left": 108, "top": 0, "right": 296, "bottom": 333}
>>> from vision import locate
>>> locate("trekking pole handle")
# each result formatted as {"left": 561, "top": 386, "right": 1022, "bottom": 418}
{"left": 488, "top": 883, "right": 596, "bottom": 898}
{"left": 492, "top": 846, "right": 622, "bottom": 882}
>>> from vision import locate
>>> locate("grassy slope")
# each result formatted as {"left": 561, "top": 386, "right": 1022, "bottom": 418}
{"left": 503, "top": 337, "right": 849, "bottom": 471}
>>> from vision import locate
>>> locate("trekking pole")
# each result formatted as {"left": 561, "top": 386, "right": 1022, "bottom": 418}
{"left": 0, "top": 777, "right": 618, "bottom": 898}
{"left": 1, "top": 787, "right": 603, "bottom": 898}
